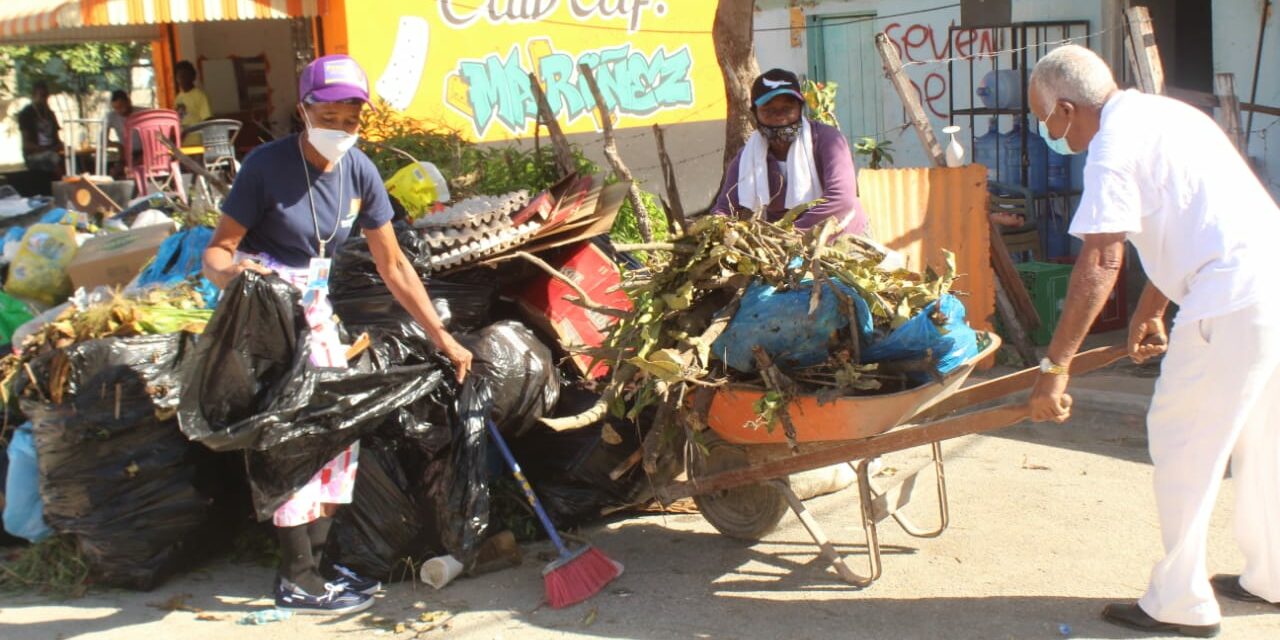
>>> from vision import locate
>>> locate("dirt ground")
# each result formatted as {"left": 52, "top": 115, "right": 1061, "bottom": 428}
{"left": 2, "top": 367, "right": 1278, "bottom": 640}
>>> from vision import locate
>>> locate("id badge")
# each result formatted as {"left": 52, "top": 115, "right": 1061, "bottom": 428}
{"left": 306, "top": 257, "right": 332, "bottom": 291}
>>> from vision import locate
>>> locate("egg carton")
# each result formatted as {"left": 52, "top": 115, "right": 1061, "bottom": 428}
{"left": 427, "top": 220, "right": 544, "bottom": 271}
{"left": 420, "top": 209, "right": 521, "bottom": 248}
{"left": 413, "top": 190, "right": 530, "bottom": 229}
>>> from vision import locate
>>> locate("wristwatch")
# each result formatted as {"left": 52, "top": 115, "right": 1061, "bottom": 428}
{"left": 1039, "top": 357, "right": 1069, "bottom": 376}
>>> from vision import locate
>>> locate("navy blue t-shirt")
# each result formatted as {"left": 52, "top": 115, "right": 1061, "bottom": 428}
{"left": 222, "top": 134, "right": 393, "bottom": 268}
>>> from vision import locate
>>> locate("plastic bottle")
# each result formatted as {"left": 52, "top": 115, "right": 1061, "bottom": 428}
{"left": 1002, "top": 118, "right": 1049, "bottom": 194}
{"left": 972, "top": 118, "right": 1003, "bottom": 184}
{"left": 976, "top": 69, "right": 1023, "bottom": 110}
{"left": 1047, "top": 148, "right": 1071, "bottom": 192}
{"left": 238, "top": 609, "right": 294, "bottom": 625}
{"left": 1025, "top": 121, "right": 1049, "bottom": 194}
{"left": 1070, "top": 152, "right": 1087, "bottom": 191}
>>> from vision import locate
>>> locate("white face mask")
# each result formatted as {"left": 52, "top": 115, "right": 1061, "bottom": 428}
{"left": 302, "top": 108, "right": 358, "bottom": 164}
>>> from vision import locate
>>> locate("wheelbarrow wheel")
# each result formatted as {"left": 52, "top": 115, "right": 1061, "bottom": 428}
{"left": 691, "top": 435, "right": 788, "bottom": 541}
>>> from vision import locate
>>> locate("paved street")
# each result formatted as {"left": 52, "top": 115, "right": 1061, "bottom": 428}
{"left": 2, "top": 366, "right": 1277, "bottom": 640}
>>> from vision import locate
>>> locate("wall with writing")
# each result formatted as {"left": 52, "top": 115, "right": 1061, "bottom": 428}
{"left": 339, "top": 0, "right": 726, "bottom": 143}
{"left": 754, "top": 0, "right": 1107, "bottom": 169}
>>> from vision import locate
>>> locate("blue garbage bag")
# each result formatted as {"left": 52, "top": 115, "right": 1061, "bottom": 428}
{"left": 3, "top": 226, "right": 26, "bottom": 247}
{"left": 38, "top": 207, "right": 71, "bottom": 225}
{"left": 3, "top": 422, "right": 51, "bottom": 543}
{"left": 135, "top": 226, "right": 220, "bottom": 308}
{"left": 136, "top": 226, "right": 212, "bottom": 287}
{"left": 713, "top": 279, "right": 874, "bottom": 373}
{"left": 863, "top": 294, "right": 979, "bottom": 377}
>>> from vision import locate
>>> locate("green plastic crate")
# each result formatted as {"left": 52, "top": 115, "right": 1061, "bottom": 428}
{"left": 1015, "top": 261, "right": 1073, "bottom": 345}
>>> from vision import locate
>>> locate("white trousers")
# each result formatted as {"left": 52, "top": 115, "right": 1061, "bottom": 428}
{"left": 1138, "top": 301, "right": 1280, "bottom": 625}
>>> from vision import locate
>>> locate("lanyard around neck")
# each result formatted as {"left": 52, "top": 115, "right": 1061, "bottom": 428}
{"left": 297, "top": 136, "right": 344, "bottom": 258}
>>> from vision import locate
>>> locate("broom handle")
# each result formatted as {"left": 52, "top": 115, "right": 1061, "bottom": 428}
{"left": 486, "top": 418, "right": 574, "bottom": 558}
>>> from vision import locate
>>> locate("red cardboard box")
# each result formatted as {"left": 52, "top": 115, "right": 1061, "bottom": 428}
{"left": 517, "top": 241, "right": 631, "bottom": 379}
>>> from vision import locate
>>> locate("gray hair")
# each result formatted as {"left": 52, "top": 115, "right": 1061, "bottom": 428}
{"left": 1029, "top": 44, "right": 1117, "bottom": 112}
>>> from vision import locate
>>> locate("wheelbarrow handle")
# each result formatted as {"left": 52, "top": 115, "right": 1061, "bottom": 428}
{"left": 913, "top": 344, "right": 1129, "bottom": 421}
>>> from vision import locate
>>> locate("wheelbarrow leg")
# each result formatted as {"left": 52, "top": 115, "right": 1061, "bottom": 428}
{"left": 772, "top": 466, "right": 883, "bottom": 588}
{"left": 865, "top": 441, "right": 950, "bottom": 538}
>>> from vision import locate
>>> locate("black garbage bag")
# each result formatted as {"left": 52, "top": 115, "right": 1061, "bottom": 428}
{"left": 330, "top": 231, "right": 496, "bottom": 333}
{"left": 178, "top": 271, "right": 452, "bottom": 521}
{"left": 510, "top": 386, "right": 649, "bottom": 527}
{"left": 326, "top": 430, "right": 430, "bottom": 583}
{"left": 238, "top": 363, "right": 449, "bottom": 521}
{"left": 463, "top": 320, "right": 560, "bottom": 437}
{"left": 328, "top": 379, "right": 492, "bottom": 580}
{"left": 18, "top": 334, "right": 219, "bottom": 590}
{"left": 176, "top": 272, "right": 305, "bottom": 452}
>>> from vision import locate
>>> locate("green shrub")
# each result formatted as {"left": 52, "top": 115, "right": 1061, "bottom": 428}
{"left": 611, "top": 187, "right": 671, "bottom": 244}
{"left": 359, "top": 102, "right": 598, "bottom": 200}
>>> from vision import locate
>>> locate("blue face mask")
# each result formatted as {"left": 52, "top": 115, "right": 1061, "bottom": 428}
{"left": 1038, "top": 105, "right": 1079, "bottom": 155}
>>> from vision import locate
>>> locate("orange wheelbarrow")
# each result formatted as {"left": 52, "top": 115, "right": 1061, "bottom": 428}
{"left": 659, "top": 334, "right": 1127, "bottom": 587}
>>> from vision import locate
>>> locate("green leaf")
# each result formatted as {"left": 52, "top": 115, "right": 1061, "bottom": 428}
{"left": 660, "top": 281, "right": 694, "bottom": 311}
{"left": 625, "top": 355, "right": 683, "bottom": 383}
{"left": 778, "top": 198, "right": 825, "bottom": 229}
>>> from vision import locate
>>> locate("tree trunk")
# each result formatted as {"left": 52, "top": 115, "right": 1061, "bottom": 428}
{"left": 714, "top": 0, "right": 760, "bottom": 171}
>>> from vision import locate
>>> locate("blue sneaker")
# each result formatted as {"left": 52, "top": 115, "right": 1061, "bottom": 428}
{"left": 326, "top": 564, "right": 383, "bottom": 595}
{"left": 274, "top": 578, "right": 374, "bottom": 615}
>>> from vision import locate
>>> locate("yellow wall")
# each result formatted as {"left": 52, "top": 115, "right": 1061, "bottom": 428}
{"left": 337, "top": 0, "right": 726, "bottom": 142}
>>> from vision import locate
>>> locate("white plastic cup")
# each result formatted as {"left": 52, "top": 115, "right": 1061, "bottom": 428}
{"left": 420, "top": 554, "right": 465, "bottom": 590}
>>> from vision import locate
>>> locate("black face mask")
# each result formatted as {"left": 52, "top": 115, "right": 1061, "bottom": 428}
{"left": 758, "top": 119, "right": 802, "bottom": 143}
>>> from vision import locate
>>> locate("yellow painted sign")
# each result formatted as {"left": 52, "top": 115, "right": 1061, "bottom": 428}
{"left": 342, "top": 0, "right": 726, "bottom": 141}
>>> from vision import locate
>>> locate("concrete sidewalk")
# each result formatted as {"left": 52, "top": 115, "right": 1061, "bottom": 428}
{"left": 3, "top": 364, "right": 1275, "bottom": 639}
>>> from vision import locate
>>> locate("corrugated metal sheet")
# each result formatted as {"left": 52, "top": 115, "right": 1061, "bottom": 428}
{"left": 857, "top": 165, "right": 995, "bottom": 339}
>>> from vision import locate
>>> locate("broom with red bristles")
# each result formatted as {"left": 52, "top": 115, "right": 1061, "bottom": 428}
{"left": 486, "top": 418, "right": 623, "bottom": 608}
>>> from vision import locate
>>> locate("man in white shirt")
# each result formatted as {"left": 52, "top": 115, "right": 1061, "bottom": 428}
{"left": 1026, "top": 45, "right": 1280, "bottom": 638}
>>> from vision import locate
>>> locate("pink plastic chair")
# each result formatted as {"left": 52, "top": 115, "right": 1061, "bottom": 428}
{"left": 124, "top": 109, "right": 186, "bottom": 203}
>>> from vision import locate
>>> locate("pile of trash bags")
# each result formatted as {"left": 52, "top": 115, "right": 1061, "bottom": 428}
{"left": 16, "top": 334, "right": 227, "bottom": 590}
{"left": 0, "top": 204, "right": 650, "bottom": 590}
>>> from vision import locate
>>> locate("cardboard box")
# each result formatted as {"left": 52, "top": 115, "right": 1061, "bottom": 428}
{"left": 516, "top": 241, "right": 631, "bottom": 379}
{"left": 67, "top": 225, "right": 173, "bottom": 291}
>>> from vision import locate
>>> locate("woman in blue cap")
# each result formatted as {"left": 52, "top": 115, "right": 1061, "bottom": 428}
{"left": 202, "top": 54, "right": 473, "bottom": 614}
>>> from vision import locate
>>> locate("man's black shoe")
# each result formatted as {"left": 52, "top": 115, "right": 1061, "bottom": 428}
{"left": 1210, "top": 574, "right": 1279, "bottom": 607}
{"left": 1101, "top": 602, "right": 1220, "bottom": 638}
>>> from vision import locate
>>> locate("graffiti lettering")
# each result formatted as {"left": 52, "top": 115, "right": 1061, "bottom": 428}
{"left": 569, "top": 0, "right": 665, "bottom": 33}
{"left": 439, "top": 0, "right": 560, "bottom": 27}
{"left": 458, "top": 47, "right": 536, "bottom": 135}
{"left": 882, "top": 21, "right": 995, "bottom": 118}
{"left": 450, "top": 40, "right": 694, "bottom": 137}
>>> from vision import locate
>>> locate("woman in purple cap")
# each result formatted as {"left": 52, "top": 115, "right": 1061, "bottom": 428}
{"left": 202, "top": 54, "right": 473, "bottom": 615}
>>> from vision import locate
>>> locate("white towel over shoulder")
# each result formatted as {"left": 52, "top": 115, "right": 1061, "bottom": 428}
{"left": 736, "top": 118, "right": 822, "bottom": 213}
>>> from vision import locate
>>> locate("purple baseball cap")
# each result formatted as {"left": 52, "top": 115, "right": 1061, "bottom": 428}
{"left": 299, "top": 54, "right": 371, "bottom": 105}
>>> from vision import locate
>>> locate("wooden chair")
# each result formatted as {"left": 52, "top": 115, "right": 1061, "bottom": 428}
{"left": 989, "top": 181, "right": 1040, "bottom": 262}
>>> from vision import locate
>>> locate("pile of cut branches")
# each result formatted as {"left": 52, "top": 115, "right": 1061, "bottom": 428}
{"left": 543, "top": 213, "right": 959, "bottom": 449}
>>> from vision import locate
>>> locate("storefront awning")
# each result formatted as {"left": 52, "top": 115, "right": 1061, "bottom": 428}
{"left": 82, "top": 0, "right": 326, "bottom": 25}
{"left": 0, "top": 0, "right": 80, "bottom": 39}
{"left": 2, "top": 1, "right": 326, "bottom": 43}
